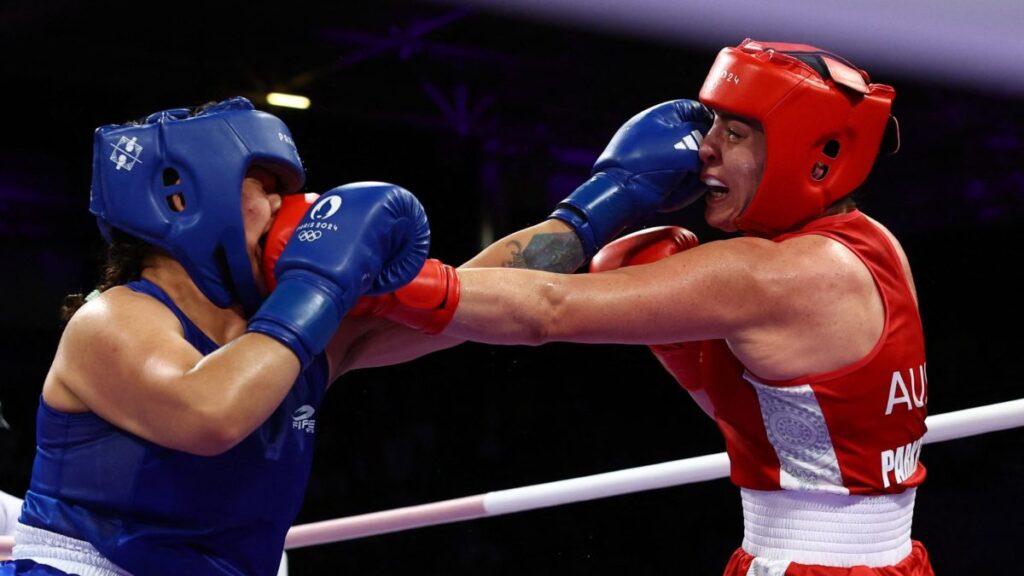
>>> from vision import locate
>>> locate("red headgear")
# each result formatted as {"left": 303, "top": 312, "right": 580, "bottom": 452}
{"left": 699, "top": 39, "right": 896, "bottom": 236}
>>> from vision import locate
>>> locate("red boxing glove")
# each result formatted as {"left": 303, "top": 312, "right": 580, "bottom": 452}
{"left": 349, "top": 258, "right": 460, "bottom": 335}
{"left": 262, "top": 193, "right": 320, "bottom": 292}
{"left": 589, "top": 226, "right": 704, "bottom": 392}
{"left": 588, "top": 225, "right": 698, "bottom": 272}
{"left": 264, "top": 193, "right": 459, "bottom": 335}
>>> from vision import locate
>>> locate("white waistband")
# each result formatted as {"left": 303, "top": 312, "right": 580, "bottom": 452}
{"left": 741, "top": 487, "right": 915, "bottom": 567}
{"left": 13, "top": 523, "right": 133, "bottom": 576}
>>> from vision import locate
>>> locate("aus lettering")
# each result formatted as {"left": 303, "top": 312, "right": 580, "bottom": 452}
{"left": 884, "top": 363, "right": 927, "bottom": 415}
{"left": 880, "top": 438, "right": 922, "bottom": 488}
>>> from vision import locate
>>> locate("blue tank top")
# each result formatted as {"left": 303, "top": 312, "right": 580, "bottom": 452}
{"left": 19, "top": 279, "right": 329, "bottom": 576}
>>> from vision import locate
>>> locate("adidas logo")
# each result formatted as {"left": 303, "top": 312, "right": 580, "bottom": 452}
{"left": 673, "top": 129, "right": 704, "bottom": 151}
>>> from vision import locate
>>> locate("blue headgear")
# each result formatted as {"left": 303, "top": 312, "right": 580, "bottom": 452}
{"left": 90, "top": 96, "right": 306, "bottom": 314}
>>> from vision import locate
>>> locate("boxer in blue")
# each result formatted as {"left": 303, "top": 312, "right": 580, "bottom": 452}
{"left": 0, "top": 97, "right": 430, "bottom": 576}
{"left": 3, "top": 92, "right": 710, "bottom": 575}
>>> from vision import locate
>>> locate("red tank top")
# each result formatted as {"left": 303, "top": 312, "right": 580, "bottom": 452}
{"left": 658, "top": 211, "right": 927, "bottom": 495}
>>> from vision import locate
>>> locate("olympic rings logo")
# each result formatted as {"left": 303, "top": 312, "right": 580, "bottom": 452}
{"left": 297, "top": 230, "right": 322, "bottom": 242}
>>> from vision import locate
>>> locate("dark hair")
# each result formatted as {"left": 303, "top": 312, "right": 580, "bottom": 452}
{"left": 122, "top": 100, "right": 219, "bottom": 127}
{"left": 829, "top": 194, "right": 860, "bottom": 213}
{"left": 60, "top": 230, "right": 154, "bottom": 325}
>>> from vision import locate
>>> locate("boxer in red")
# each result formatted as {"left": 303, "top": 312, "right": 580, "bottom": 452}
{"left": 305, "top": 39, "right": 932, "bottom": 575}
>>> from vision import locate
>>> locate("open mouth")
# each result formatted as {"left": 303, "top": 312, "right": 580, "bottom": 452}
{"left": 703, "top": 176, "right": 729, "bottom": 199}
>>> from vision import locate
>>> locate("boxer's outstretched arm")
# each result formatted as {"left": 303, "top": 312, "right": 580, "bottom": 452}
{"left": 445, "top": 237, "right": 779, "bottom": 347}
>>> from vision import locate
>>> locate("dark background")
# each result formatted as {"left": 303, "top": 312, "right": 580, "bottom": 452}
{"left": 1, "top": 1, "right": 1022, "bottom": 573}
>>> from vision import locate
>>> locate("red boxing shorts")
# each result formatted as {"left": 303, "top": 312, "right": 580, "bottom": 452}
{"left": 723, "top": 541, "right": 934, "bottom": 576}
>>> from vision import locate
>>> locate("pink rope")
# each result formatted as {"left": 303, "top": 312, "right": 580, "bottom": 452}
{"left": 0, "top": 535, "right": 12, "bottom": 558}
{"left": 284, "top": 495, "right": 487, "bottom": 549}
{"left": 282, "top": 398, "right": 1024, "bottom": 549}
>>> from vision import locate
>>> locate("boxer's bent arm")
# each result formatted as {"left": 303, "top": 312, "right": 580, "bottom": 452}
{"left": 48, "top": 288, "right": 301, "bottom": 456}
{"left": 328, "top": 219, "right": 585, "bottom": 376}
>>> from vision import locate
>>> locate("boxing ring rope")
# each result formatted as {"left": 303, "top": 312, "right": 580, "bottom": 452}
{"left": 2, "top": 398, "right": 1022, "bottom": 558}
{"left": 283, "top": 397, "right": 1024, "bottom": 550}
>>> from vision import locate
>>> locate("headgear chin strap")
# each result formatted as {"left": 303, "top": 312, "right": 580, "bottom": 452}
{"left": 699, "top": 39, "right": 896, "bottom": 237}
{"left": 90, "top": 96, "right": 306, "bottom": 314}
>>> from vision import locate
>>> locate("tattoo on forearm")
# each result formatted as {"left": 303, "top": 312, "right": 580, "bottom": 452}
{"left": 502, "top": 233, "right": 584, "bottom": 272}
{"left": 505, "top": 240, "right": 528, "bottom": 268}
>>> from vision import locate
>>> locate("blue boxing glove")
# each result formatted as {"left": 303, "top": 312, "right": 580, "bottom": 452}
{"left": 550, "top": 99, "right": 712, "bottom": 259}
{"left": 248, "top": 182, "right": 430, "bottom": 367}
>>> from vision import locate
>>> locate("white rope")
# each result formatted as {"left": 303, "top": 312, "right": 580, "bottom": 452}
{"left": 283, "top": 398, "right": 1024, "bottom": 549}
{"left": 2, "top": 399, "right": 1022, "bottom": 558}
{"left": 920, "top": 397, "right": 1024, "bottom": 443}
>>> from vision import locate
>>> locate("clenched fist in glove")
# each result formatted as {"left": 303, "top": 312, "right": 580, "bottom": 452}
{"left": 551, "top": 100, "right": 712, "bottom": 259}
{"left": 263, "top": 193, "right": 458, "bottom": 336}
{"left": 249, "top": 183, "right": 430, "bottom": 366}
